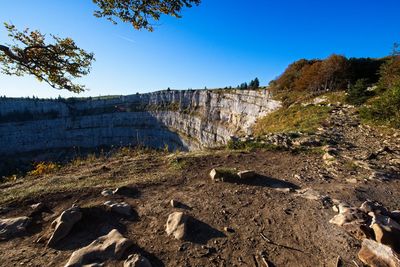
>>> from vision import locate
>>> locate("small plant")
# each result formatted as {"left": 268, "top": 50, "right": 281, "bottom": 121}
{"left": 346, "top": 79, "right": 374, "bottom": 105}
{"left": 28, "top": 162, "right": 59, "bottom": 176}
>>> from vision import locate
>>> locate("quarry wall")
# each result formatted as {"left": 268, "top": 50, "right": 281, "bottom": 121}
{"left": 0, "top": 89, "right": 280, "bottom": 156}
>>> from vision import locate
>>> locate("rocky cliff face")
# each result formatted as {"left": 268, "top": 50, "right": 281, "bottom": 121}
{"left": 0, "top": 89, "right": 280, "bottom": 156}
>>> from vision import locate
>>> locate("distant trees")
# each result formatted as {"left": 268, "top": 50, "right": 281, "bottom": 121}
{"left": 270, "top": 55, "right": 384, "bottom": 95}
{"left": 249, "top": 77, "right": 260, "bottom": 89}
{"left": 237, "top": 78, "right": 260, "bottom": 90}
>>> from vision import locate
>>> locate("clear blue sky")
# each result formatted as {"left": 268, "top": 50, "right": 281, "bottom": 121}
{"left": 0, "top": 0, "right": 399, "bottom": 98}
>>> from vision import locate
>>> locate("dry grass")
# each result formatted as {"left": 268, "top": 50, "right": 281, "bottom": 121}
{"left": 0, "top": 149, "right": 177, "bottom": 205}
{"left": 253, "top": 104, "right": 332, "bottom": 135}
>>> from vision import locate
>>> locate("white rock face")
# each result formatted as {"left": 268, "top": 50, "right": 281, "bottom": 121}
{"left": 0, "top": 89, "right": 280, "bottom": 155}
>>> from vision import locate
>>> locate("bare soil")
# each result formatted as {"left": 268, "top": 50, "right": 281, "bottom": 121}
{"left": 1, "top": 147, "right": 400, "bottom": 267}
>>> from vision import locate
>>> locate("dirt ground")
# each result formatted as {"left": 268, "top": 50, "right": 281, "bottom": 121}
{"left": 1, "top": 146, "right": 400, "bottom": 267}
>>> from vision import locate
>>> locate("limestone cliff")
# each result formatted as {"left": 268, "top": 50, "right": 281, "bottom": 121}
{"left": 0, "top": 89, "right": 280, "bottom": 156}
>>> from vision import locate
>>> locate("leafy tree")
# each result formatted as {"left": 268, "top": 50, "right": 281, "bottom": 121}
{"left": 0, "top": 0, "right": 201, "bottom": 92}
{"left": 378, "top": 43, "right": 400, "bottom": 90}
{"left": 0, "top": 23, "right": 94, "bottom": 93}
{"left": 93, "top": 0, "right": 201, "bottom": 31}
{"left": 346, "top": 79, "right": 374, "bottom": 105}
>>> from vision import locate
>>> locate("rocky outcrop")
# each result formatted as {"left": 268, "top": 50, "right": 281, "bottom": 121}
{"left": 48, "top": 206, "right": 82, "bottom": 246}
{"left": 0, "top": 89, "right": 279, "bottom": 157}
{"left": 65, "top": 229, "right": 132, "bottom": 267}
{"left": 0, "top": 216, "right": 30, "bottom": 240}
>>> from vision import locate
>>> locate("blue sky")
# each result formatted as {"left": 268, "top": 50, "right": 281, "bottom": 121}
{"left": 0, "top": 0, "right": 399, "bottom": 98}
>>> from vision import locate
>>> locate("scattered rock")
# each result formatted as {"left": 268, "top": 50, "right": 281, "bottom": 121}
{"left": 329, "top": 208, "right": 369, "bottom": 227}
{"left": 390, "top": 211, "right": 400, "bottom": 222}
{"left": 371, "top": 223, "right": 400, "bottom": 253}
{"left": 370, "top": 213, "right": 400, "bottom": 232}
{"left": 224, "top": 227, "right": 235, "bottom": 233}
{"left": 358, "top": 239, "right": 400, "bottom": 267}
{"left": 209, "top": 168, "right": 238, "bottom": 182}
{"left": 346, "top": 178, "right": 358, "bottom": 184}
{"left": 124, "top": 254, "right": 152, "bottom": 267}
{"left": 104, "top": 201, "right": 133, "bottom": 217}
{"left": 170, "top": 200, "right": 179, "bottom": 208}
{"left": 360, "top": 201, "right": 391, "bottom": 217}
{"left": 275, "top": 187, "right": 294, "bottom": 193}
{"left": 113, "top": 186, "right": 139, "bottom": 198}
{"left": 47, "top": 206, "right": 82, "bottom": 246}
{"left": 65, "top": 229, "right": 132, "bottom": 267}
{"left": 31, "top": 202, "right": 44, "bottom": 212}
{"left": 0, "top": 216, "right": 30, "bottom": 240}
{"left": 295, "top": 188, "right": 328, "bottom": 201}
{"left": 166, "top": 212, "right": 188, "bottom": 240}
{"left": 237, "top": 170, "right": 257, "bottom": 179}
{"left": 101, "top": 189, "right": 114, "bottom": 197}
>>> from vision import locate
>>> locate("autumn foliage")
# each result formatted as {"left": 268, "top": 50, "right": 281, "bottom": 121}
{"left": 269, "top": 54, "right": 384, "bottom": 94}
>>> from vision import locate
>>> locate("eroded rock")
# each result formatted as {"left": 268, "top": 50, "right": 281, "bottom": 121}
{"left": 166, "top": 212, "right": 188, "bottom": 240}
{"left": 209, "top": 168, "right": 238, "bottom": 182}
{"left": 0, "top": 216, "right": 30, "bottom": 240}
{"left": 358, "top": 239, "right": 400, "bottom": 267}
{"left": 65, "top": 229, "right": 132, "bottom": 267}
{"left": 104, "top": 201, "right": 133, "bottom": 217}
{"left": 124, "top": 254, "right": 152, "bottom": 267}
{"left": 47, "top": 206, "right": 82, "bottom": 246}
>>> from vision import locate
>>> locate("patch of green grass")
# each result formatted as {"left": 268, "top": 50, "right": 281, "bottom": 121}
{"left": 253, "top": 104, "right": 332, "bottom": 135}
{"left": 359, "top": 83, "right": 400, "bottom": 129}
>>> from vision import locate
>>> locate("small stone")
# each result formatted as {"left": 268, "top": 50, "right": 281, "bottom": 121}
{"left": 170, "top": 200, "right": 178, "bottom": 208}
{"left": 165, "top": 212, "right": 188, "bottom": 240}
{"left": 47, "top": 206, "right": 82, "bottom": 246}
{"left": 224, "top": 227, "right": 235, "bottom": 233}
{"left": 104, "top": 201, "right": 133, "bottom": 217}
{"left": 295, "top": 188, "right": 326, "bottom": 201}
{"left": 274, "top": 187, "right": 294, "bottom": 193}
{"left": 346, "top": 178, "right": 358, "bottom": 184}
{"left": 209, "top": 168, "right": 237, "bottom": 182}
{"left": 101, "top": 189, "right": 114, "bottom": 197}
{"left": 124, "top": 254, "right": 152, "bottom": 267}
{"left": 237, "top": 170, "right": 257, "bottom": 179}
{"left": 372, "top": 223, "right": 400, "bottom": 252}
{"left": 329, "top": 208, "right": 369, "bottom": 227}
{"left": 65, "top": 229, "right": 132, "bottom": 267}
{"left": 0, "top": 216, "right": 31, "bottom": 240}
{"left": 113, "top": 186, "right": 139, "bottom": 198}
{"left": 358, "top": 239, "right": 400, "bottom": 267}
{"left": 360, "top": 201, "right": 391, "bottom": 216}
{"left": 31, "top": 203, "right": 44, "bottom": 212}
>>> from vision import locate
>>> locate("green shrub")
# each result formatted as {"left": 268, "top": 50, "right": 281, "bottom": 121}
{"left": 346, "top": 79, "right": 375, "bottom": 105}
{"left": 360, "top": 83, "right": 400, "bottom": 128}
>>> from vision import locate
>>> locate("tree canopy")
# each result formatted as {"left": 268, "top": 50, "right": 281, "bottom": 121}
{"left": 93, "top": 0, "right": 201, "bottom": 31}
{"left": 0, "top": 23, "right": 95, "bottom": 93}
{"left": 0, "top": 0, "right": 201, "bottom": 92}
